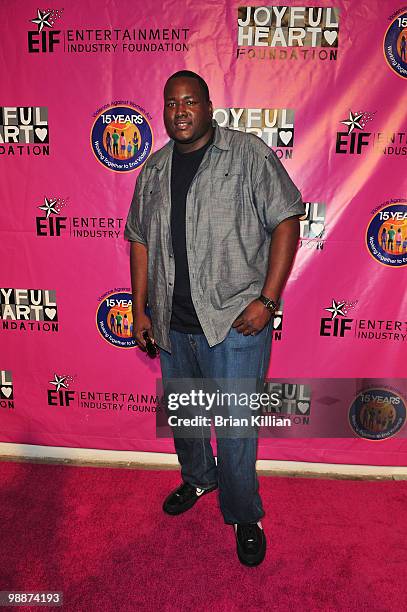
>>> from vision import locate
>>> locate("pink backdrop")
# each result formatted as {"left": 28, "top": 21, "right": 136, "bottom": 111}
{"left": 1, "top": 1, "right": 406, "bottom": 464}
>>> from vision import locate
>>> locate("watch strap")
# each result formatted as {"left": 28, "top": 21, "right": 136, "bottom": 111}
{"left": 258, "top": 294, "right": 278, "bottom": 312}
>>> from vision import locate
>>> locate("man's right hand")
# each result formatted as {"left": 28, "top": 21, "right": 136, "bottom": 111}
{"left": 133, "top": 311, "right": 154, "bottom": 350}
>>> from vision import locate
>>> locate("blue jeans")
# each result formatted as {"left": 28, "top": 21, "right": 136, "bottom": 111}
{"left": 159, "top": 320, "right": 273, "bottom": 524}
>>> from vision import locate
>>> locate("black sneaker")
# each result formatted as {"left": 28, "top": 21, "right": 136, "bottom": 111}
{"left": 234, "top": 522, "right": 266, "bottom": 566}
{"left": 163, "top": 482, "right": 218, "bottom": 515}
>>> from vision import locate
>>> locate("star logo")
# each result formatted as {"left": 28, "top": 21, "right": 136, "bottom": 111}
{"left": 31, "top": 9, "right": 53, "bottom": 32}
{"left": 325, "top": 300, "right": 346, "bottom": 319}
{"left": 49, "top": 374, "right": 68, "bottom": 392}
{"left": 340, "top": 111, "right": 364, "bottom": 134}
{"left": 38, "top": 197, "right": 59, "bottom": 218}
{"left": 340, "top": 110, "right": 376, "bottom": 135}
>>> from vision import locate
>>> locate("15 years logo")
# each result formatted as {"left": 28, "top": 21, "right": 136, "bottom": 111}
{"left": 91, "top": 103, "right": 153, "bottom": 172}
{"left": 349, "top": 386, "right": 406, "bottom": 440}
{"left": 383, "top": 11, "right": 407, "bottom": 79}
{"left": 96, "top": 289, "right": 136, "bottom": 349}
{"left": 365, "top": 201, "right": 407, "bottom": 268}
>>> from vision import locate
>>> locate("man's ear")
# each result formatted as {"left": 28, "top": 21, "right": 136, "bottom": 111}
{"left": 208, "top": 100, "right": 214, "bottom": 116}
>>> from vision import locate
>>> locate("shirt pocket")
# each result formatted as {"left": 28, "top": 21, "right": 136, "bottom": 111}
{"left": 141, "top": 183, "right": 162, "bottom": 240}
{"left": 209, "top": 169, "right": 243, "bottom": 217}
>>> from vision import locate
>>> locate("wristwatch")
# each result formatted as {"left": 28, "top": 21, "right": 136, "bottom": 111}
{"left": 258, "top": 294, "right": 279, "bottom": 313}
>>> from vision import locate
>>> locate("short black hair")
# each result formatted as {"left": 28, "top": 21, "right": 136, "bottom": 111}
{"left": 165, "top": 70, "right": 210, "bottom": 102}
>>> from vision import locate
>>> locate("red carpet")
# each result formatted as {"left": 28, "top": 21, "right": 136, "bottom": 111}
{"left": 1, "top": 461, "right": 407, "bottom": 611}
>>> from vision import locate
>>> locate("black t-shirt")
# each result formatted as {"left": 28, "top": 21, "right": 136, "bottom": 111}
{"left": 170, "top": 134, "right": 214, "bottom": 333}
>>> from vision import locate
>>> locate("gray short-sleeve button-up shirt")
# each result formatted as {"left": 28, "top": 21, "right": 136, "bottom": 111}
{"left": 124, "top": 119, "right": 305, "bottom": 352}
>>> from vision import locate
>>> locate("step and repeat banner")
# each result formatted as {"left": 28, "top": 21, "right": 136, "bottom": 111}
{"left": 1, "top": 1, "right": 406, "bottom": 465}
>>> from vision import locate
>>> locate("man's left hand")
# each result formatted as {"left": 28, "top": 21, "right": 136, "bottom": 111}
{"left": 232, "top": 299, "right": 273, "bottom": 335}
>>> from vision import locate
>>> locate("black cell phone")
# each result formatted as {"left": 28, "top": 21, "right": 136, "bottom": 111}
{"left": 142, "top": 330, "right": 158, "bottom": 359}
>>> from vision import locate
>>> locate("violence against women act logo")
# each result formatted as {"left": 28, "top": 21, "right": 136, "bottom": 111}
{"left": 96, "top": 289, "right": 136, "bottom": 348}
{"left": 365, "top": 202, "right": 407, "bottom": 267}
{"left": 383, "top": 11, "right": 407, "bottom": 79}
{"left": 349, "top": 387, "right": 406, "bottom": 440}
{"left": 96, "top": 289, "right": 154, "bottom": 350}
{"left": 91, "top": 103, "right": 153, "bottom": 172}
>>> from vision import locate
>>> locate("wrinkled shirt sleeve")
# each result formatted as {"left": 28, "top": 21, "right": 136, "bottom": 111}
{"left": 124, "top": 167, "right": 147, "bottom": 245}
{"left": 252, "top": 148, "right": 305, "bottom": 234}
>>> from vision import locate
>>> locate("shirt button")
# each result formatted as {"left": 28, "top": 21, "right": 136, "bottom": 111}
{"left": 169, "top": 282, "right": 173, "bottom": 286}
{"left": 169, "top": 253, "right": 173, "bottom": 258}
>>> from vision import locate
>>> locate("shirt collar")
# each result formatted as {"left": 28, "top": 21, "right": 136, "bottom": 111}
{"left": 151, "top": 119, "right": 230, "bottom": 169}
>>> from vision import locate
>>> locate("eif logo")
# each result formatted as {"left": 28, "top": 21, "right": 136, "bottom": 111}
{"left": 47, "top": 373, "right": 75, "bottom": 407}
{"left": 320, "top": 299, "right": 356, "bottom": 337}
{"left": 36, "top": 196, "right": 68, "bottom": 237}
{"left": 335, "top": 110, "right": 375, "bottom": 155}
{"left": 27, "top": 9, "right": 63, "bottom": 53}
{"left": 34, "top": 195, "right": 124, "bottom": 239}
{"left": 320, "top": 297, "right": 406, "bottom": 343}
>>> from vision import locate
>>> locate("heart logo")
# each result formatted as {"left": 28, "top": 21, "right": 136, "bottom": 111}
{"left": 1, "top": 386, "right": 12, "bottom": 398}
{"left": 35, "top": 127, "right": 48, "bottom": 142}
{"left": 45, "top": 308, "right": 56, "bottom": 320}
{"left": 310, "top": 222, "right": 324, "bottom": 238}
{"left": 273, "top": 316, "right": 282, "bottom": 329}
{"left": 279, "top": 131, "right": 292, "bottom": 146}
{"left": 324, "top": 31, "right": 337, "bottom": 45}
{"left": 297, "top": 401, "right": 309, "bottom": 414}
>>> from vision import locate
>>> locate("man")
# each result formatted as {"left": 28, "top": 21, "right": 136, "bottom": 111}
{"left": 124, "top": 70, "right": 305, "bottom": 566}
{"left": 112, "top": 129, "right": 119, "bottom": 157}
